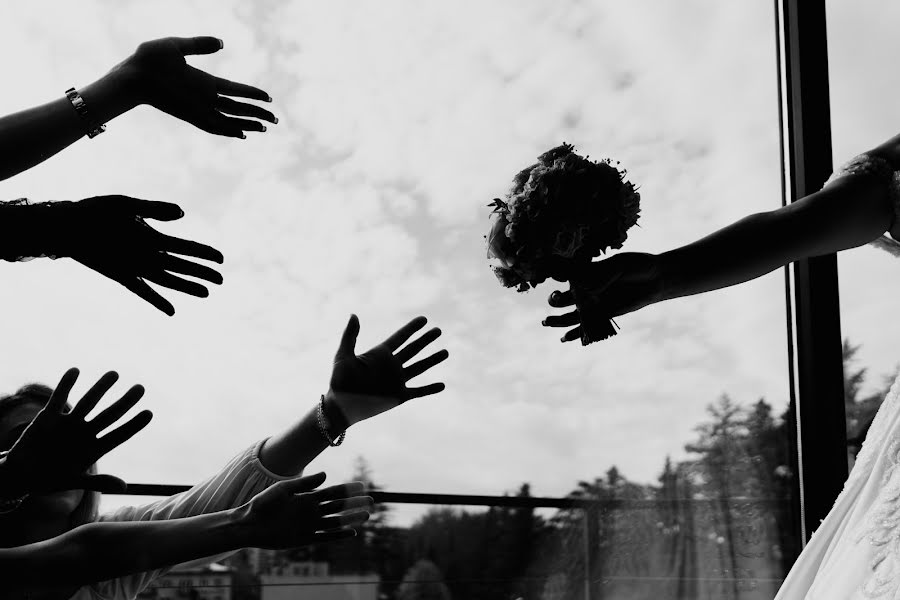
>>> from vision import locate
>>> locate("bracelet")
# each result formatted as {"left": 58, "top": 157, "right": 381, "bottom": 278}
{"left": 65, "top": 87, "right": 106, "bottom": 138}
{"left": 317, "top": 395, "right": 346, "bottom": 447}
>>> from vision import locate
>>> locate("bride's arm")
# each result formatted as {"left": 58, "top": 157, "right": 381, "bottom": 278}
{"left": 545, "top": 150, "right": 898, "bottom": 339}
{"left": 659, "top": 173, "right": 894, "bottom": 302}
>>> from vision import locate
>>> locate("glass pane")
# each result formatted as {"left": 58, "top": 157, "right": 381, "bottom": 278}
{"left": 0, "top": 1, "right": 797, "bottom": 598}
{"left": 827, "top": 0, "right": 900, "bottom": 470}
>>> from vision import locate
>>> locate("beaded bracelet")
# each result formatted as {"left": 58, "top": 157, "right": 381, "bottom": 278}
{"left": 317, "top": 395, "right": 346, "bottom": 447}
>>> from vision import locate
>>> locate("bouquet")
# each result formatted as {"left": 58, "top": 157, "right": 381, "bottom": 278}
{"left": 485, "top": 143, "right": 641, "bottom": 344}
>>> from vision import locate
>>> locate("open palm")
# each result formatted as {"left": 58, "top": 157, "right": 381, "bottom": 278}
{"left": 115, "top": 36, "right": 277, "bottom": 138}
{"left": 328, "top": 315, "right": 449, "bottom": 427}
{"left": 2, "top": 368, "right": 152, "bottom": 496}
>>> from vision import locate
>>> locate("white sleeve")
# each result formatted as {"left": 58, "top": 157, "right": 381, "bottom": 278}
{"left": 84, "top": 438, "right": 295, "bottom": 600}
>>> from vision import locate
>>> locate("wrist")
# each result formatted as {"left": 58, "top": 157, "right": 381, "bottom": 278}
{"left": 0, "top": 455, "right": 29, "bottom": 501}
{"left": 652, "top": 251, "right": 677, "bottom": 302}
{"left": 78, "top": 69, "right": 140, "bottom": 125}
{"left": 323, "top": 389, "right": 351, "bottom": 431}
{"left": 226, "top": 504, "right": 257, "bottom": 547}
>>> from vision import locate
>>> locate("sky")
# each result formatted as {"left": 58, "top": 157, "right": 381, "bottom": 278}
{"left": 0, "top": 1, "right": 898, "bottom": 527}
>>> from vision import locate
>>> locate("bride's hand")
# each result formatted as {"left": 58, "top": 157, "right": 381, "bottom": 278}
{"left": 326, "top": 315, "right": 449, "bottom": 428}
{"left": 543, "top": 252, "right": 665, "bottom": 343}
{"left": 113, "top": 36, "right": 277, "bottom": 139}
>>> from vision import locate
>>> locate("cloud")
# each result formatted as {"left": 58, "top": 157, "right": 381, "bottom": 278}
{"left": 0, "top": 0, "right": 850, "bottom": 527}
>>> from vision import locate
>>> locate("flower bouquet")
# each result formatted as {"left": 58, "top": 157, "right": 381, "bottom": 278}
{"left": 485, "top": 143, "right": 641, "bottom": 344}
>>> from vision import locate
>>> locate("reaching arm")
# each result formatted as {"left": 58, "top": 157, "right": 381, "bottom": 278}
{"left": 544, "top": 147, "right": 899, "bottom": 342}
{"left": 0, "top": 72, "right": 135, "bottom": 181}
{"left": 2, "top": 474, "right": 370, "bottom": 591}
{"left": 659, "top": 173, "right": 894, "bottom": 301}
{"left": 0, "top": 36, "right": 275, "bottom": 182}
{"left": 259, "top": 314, "right": 449, "bottom": 477}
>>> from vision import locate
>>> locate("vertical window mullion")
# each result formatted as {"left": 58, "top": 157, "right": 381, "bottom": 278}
{"left": 776, "top": 0, "right": 847, "bottom": 544}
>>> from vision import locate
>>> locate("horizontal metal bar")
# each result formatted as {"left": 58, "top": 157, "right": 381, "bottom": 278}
{"left": 119, "top": 484, "right": 788, "bottom": 510}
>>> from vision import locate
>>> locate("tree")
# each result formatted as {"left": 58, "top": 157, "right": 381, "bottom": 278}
{"left": 396, "top": 560, "right": 452, "bottom": 600}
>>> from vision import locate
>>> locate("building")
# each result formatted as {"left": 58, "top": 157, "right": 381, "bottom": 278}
{"left": 138, "top": 562, "right": 235, "bottom": 600}
{"left": 259, "top": 561, "right": 379, "bottom": 600}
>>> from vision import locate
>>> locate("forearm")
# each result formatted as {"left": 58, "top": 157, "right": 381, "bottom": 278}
{"left": 658, "top": 174, "right": 894, "bottom": 301}
{"left": 259, "top": 393, "right": 347, "bottom": 476}
{"left": 0, "top": 69, "right": 137, "bottom": 181}
{"left": 2, "top": 509, "right": 250, "bottom": 588}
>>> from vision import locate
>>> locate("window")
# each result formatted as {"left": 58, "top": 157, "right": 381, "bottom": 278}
{"left": 0, "top": 2, "right": 807, "bottom": 598}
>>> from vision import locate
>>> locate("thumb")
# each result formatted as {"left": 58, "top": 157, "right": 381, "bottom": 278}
{"left": 277, "top": 472, "right": 327, "bottom": 494}
{"left": 73, "top": 473, "right": 127, "bottom": 494}
{"left": 119, "top": 197, "right": 185, "bottom": 222}
{"left": 336, "top": 314, "right": 360, "bottom": 358}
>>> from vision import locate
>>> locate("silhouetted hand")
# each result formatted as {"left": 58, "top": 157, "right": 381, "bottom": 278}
{"left": 0, "top": 368, "right": 152, "bottom": 497}
{"left": 543, "top": 252, "right": 664, "bottom": 343}
{"left": 57, "top": 195, "right": 224, "bottom": 316}
{"left": 113, "top": 36, "right": 277, "bottom": 138}
{"left": 327, "top": 315, "right": 449, "bottom": 428}
{"left": 238, "top": 472, "right": 372, "bottom": 549}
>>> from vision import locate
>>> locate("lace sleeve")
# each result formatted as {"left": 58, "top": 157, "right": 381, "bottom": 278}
{"left": 825, "top": 153, "right": 900, "bottom": 255}
{"left": 0, "top": 198, "right": 71, "bottom": 262}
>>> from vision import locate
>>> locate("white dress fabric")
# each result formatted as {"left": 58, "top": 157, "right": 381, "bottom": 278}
{"left": 68, "top": 438, "right": 293, "bottom": 600}
{"left": 776, "top": 155, "right": 900, "bottom": 598}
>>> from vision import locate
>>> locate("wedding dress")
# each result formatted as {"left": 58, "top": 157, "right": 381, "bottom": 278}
{"left": 775, "top": 154, "right": 900, "bottom": 599}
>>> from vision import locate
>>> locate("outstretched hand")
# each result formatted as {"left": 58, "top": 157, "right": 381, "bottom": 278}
{"left": 1, "top": 368, "right": 152, "bottom": 496}
{"left": 114, "top": 36, "right": 277, "bottom": 139}
{"left": 327, "top": 315, "right": 449, "bottom": 428}
{"left": 61, "top": 195, "right": 224, "bottom": 316}
{"left": 543, "top": 252, "right": 665, "bottom": 343}
{"left": 240, "top": 472, "right": 372, "bottom": 549}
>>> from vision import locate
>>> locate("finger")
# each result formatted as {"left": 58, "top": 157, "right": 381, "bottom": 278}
{"left": 215, "top": 96, "right": 277, "bottom": 124}
{"left": 89, "top": 385, "right": 145, "bottom": 433}
{"left": 158, "top": 255, "right": 223, "bottom": 285}
{"left": 542, "top": 311, "right": 581, "bottom": 328}
{"left": 46, "top": 368, "right": 80, "bottom": 414}
{"left": 143, "top": 271, "right": 210, "bottom": 298}
{"left": 213, "top": 113, "right": 267, "bottom": 133}
{"left": 317, "top": 510, "right": 371, "bottom": 529}
{"left": 309, "top": 482, "right": 367, "bottom": 503}
{"left": 214, "top": 76, "right": 271, "bottom": 102}
{"left": 158, "top": 234, "right": 224, "bottom": 264}
{"left": 312, "top": 528, "right": 357, "bottom": 543}
{"left": 73, "top": 473, "right": 127, "bottom": 494}
{"left": 120, "top": 278, "right": 175, "bottom": 316}
{"left": 403, "top": 349, "right": 449, "bottom": 380}
{"left": 382, "top": 316, "right": 428, "bottom": 351}
{"left": 336, "top": 315, "right": 360, "bottom": 359}
{"left": 318, "top": 496, "right": 375, "bottom": 516}
{"left": 113, "top": 197, "right": 184, "bottom": 222}
{"left": 160, "top": 255, "right": 223, "bottom": 285}
{"left": 405, "top": 382, "right": 445, "bottom": 400}
{"left": 278, "top": 472, "right": 327, "bottom": 494}
{"left": 97, "top": 410, "right": 153, "bottom": 456}
{"left": 548, "top": 289, "right": 575, "bottom": 308}
{"left": 193, "top": 106, "right": 246, "bottom": 139}
{"left": 172, "top": 36, "right": 223, "bottom": 56}
{"left": 561, "top": 327, "right": 583, "bottom": 343}
{"left": 395, "top": 327, "right": 441, "bottom": 364}
{"left": 70, "top": 371, "right": 119, "bottom": 419}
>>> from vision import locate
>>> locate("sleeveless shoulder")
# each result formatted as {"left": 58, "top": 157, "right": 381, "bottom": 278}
{"left": 827, "top": 153, "right": 900, "bottom": 255}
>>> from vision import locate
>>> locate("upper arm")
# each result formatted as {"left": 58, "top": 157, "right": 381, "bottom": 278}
{"left": 779, "top": 175, "right": 894, "bottom": 258}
